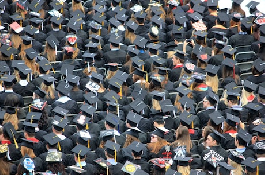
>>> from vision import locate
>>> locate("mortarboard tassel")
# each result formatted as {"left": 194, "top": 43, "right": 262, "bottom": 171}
{"left": 59, "top": 24, "right": 61, "bottom": 29}
{"left": 233, "top": 65, "right": 235, "bottom": 79}
{"left": 99, "top": 29, "right": 101, "bottom": 36}
{"left": 191, "top": 121, "right": 194, "bottom": 129}
{"left": 87, "top": 140, "right": 90, "bottom": 148}
{"left": 145, "top": 72, "right": 148, "bottom": 82}
{"left": 86, "top": 123, "right": 89, "bottom": 130}
{"left": 0, "top": 81, "right": 2, "bottom": 91}
{"left": 119, "top": 86, "right": 122, "bottom": 99}
{"left": 113, "top": 146, "right": 117, "bottom": 162}
{"left": 107, "top": 166, "right": 109, "bottom": 175}
{"left": 119, "top": 1, "right": 121, "bottom": 7}
{"left": 61, "top": 8, "right": 63, "bottom": 14}
{"left": 251, "top": 26, "right": 253, "bottom": 34}
{"left": 232, "top": 54, "right": 235, "bottom": 60}
{"left": 257, "top": 165, "right": 259, "bottom": 175}
{"left": 58, "top": 142, "right": 61, "bottom": 151}
{"left": 142, "top": 65, "right": 144, "bottom": 71}
{"left": 28, "top": 105, "right": 31, "bottom": 113}
{"left": 10, "top": 54, "right": 13, "bottom": 60}
{"left": 10, "top": 129, "right": 18, "bottom": 149}
{"left": 81, "top": 24, "right": 83, "bottom": 30}
{"left": 31, "top": 115, "right": 34, "bottom": 124}
{"left": 78, "top": 151, "right": 82, "bottom": 168}
{"left": 74, "top": 42, "right": 77, "bottom": 48}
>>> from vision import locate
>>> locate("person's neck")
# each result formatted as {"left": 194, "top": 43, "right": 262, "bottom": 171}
{"left": 237, "top": 145, "right": 245, "bottom": 149}
{"left": 134, "top": 157, "right": 141, "bottom": 160}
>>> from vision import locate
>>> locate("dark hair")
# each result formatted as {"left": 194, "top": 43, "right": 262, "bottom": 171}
{"left": 127, "top": 120, "right": 137, "bottom": 127}
{"left": 136, "top": 18, "right": 145, "bottom": 24}
{"left": 4, "top": 94, "right": 20, "bottom": 107}
{"left": 236, "top": 135, "right": 247, "bottom": 147}
{"left": 47, "top": 162, "right": 67, "bottom": 175}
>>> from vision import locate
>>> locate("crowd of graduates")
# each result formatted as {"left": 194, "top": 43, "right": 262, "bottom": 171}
{"left": 0, "top": 0, "right": 265, "bottom": 174}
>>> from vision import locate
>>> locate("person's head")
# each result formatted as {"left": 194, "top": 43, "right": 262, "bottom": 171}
{"left": 206, "top": 131, "right": 222, "bottom": 147}
{"left": 202, "top": 96, "right": 215, "bottom": 108}
{"left": 20, "top": 146, "right": 36, "bottom": 158}
{"left": 202, "top": 126, "right": 214, "bottom": 141}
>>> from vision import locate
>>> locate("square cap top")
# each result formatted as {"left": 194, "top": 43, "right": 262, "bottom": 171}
{"left": 109, "top": 17, "right": 121, "bottom": 28}
{"left": 16, "top": 64, "right": 32, "bottom": 75}
{"left": 127, "top": 46, "right": 139, "bottom": 56}
{"left": 38, "top": 59, "right": 52, "bottom": 72}
{"left": 150, "top": 90, "right": 165, "bottom": 101}
{"left": 43, "top": 132, "right": 61, "bottom": 146}
{"left": 130, "top": 98, "right": 147, "bottom": 113}
{"left": 56, "top": 81, "right": 73, "bottom": 96}
{"left": 134, "top": 35, "right": 148, "bottom": 48}
{"left": 134, "top": 11, "right": 146, "bottom": 19}
{"left": 172, "top": 25, "right": 185, "bottom": 34}
{"left": 218, "top": 161, "right": 235, "bottom": 171}
{"left": 225, "top": 82, "right": 241, "bottom": 93}
{"left": 29, "top": 0, "right": 44, "bottom": 12}
{"left": 244, "top": 102, "right": 262, "bottom": 111}
{"left": 159, "top": 99, "right": 175, "bottom": 113}
{"left": 80, "top": 103, "right": 96, "bottom": 115}
{"left": 121, "top": 161, "right": 141, "bottom": 174}
{"left": 190, "top": 170, "right": 206, "bottom": 175}
{"left": 231, "top": 12, "right": 242, "bottom": 22}
{"left": 207, "top": 0, "right": 218, "bottom": 6}
{"left": 188, "top": 12, "right": 203, "bottom": 21}
{"left": 222, "top": 45, "right": 236, "bottom": 56}
{"left": 134, "top": 169, "right": 149, "bottom": 175}
{"left": 246, "top": 1, "right": 260, "bottom": 10}
{"left": 10, "top": 22, "right": 23, "bottom": 33}
{"left": 24, "top": 25, "right": 37, "bottom": 36}
{"left": 237, "top": 129, "right": 252, "bottom": 143}
{"left": 131, "top": 86, "right": 147, "bottom": 100}
{"left": 205, "top": 64, "right": 220, "bottom": 76}
{"left": 131, "top": 57, "right": 145, "bottom": 68}
{"left": 116, "top": 13, "right": 128, "bottom": 22}
{"left": 60, "top": 64, "right": 74, "bottom": 76}
{"left": 46, "top": 34, "right": 59, "bottom": 49}
{"left": 29, "top": 17, "right": 43, "bottom": 24}
{"left": 23, "top": 122, "right": 38, "bottom": 133}
{"left": 50, "top": 0, "right": 63, "bottom": 10}
{"left": 109, "top": 35, "right": 122, "bottom": 45}
{"left": 151, "top": 15, "right": 164, "bottom": 26}
{"left": 226, "top": 113, "right": 240, "bottom": 126}
{"left": 50, "top": 16, "right": 64, "bottom": 25}
{"left": 128, "top": 141, "right": 145, "bottom": 153}
{"left": 258, "top": 86, "right": 265, "bottom": 98}
{"left": 127, "top": 111, "right": 142, "bottom": 124}
{"left": 108, "top": 77, "right": 123, "bottom": 90}
{"left": 105, "top": 113, "right": 119, "bottom": 126}
{"left": 179, "top": 111, "right": 196, "bottom": 125}
{"left": 113, "top": 70, "right": 129, "bottom": 83}
{"left": 84, "top": 92, "right": 99, "bottom": 104}
{"left": 103, "top": 90, "right": 120, "bottom": 102}
{"left": 92, "top": 12, "right": 106, "bottom": 23}
{"left": 241, "top": 157, "right": 261, "bottom": 169}
{"left": 244, "top": 79, "right": 258, "bottom": 92}
{"left": 105, "top": 140, "right": 120, "bottom": 152}
{"left": 72, "top": 144, "right": 90, "bottom": 157}
{"left": 218, "top": 12, "right": 230, "bottom": 22}
{"left": 198, "top": 53, "right": 211, "bottom": 63}
{"left": 0, "top": 74, "right": 15, "bottom": 83}
{"left": 222, "top": 58, "right": 236, "bottom": 68}
{"left": 152, "top": 129, "right": 165, "bottom": 139}
{"left": 9, "top": 13, "right": 23, "bottom": 21}
{"left": 53, "top": 116, "right": 68, "bottom": 129}
{"left": 209, "top": 129, "right": 225, "bottom": 143}
{"left": 174, "top": 14, "right": 188, "bottom": 25}
{"left": 93, "top": 4, "right": 106, "bottom": 13}
{"left": 176, "top": 86, "right": 191, "bottom": 96}
{"left": 0, "top": 45, "right": 16, "bottom": 57}
{"left": 165, "top": 169, "right": 181, "bottom": 175}
{"left": 232, "top": 0, "right": 243, "bottom": 5}
{"left": 179, "top": 96, "right": 195, "bottom": 109}
{"left": 209, "top": 111, "right": 224, "bottom": 125}
{"left": 3, "top": 122, "right": 16, "bottom": 140}
{"left": 253, "top": 58, "right": 265, "bottom": 72}
{"left": 25, "top": 47, "right": 38, "bottom": 60}
{"left": 46, "top": 151, "right": 62, "bottom": 162}
{"left": 126, "top": 20, "right": 139, "bottom": 31}
{"left": 66, "top": 74, "right": 80, "bottom": 84}
{"left": 26, "top": 112, "right": 42, "bottom": 122}
{"left": 193, "top": 4, "right": 205, "bottom": 14}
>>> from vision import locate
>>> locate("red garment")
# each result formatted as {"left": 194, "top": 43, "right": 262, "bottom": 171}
{"left": 225, "top": 130, "right": 237, "bottom": 134}
{"left": 1, "top": 140, "right": 11, "bottom": 145}
{"left": 189, "top": 129, "right": 195, "bottom": 134}
{"left": 27, "top": 137, "right": 39, "bottom": 143}
{"left": 247, "top": 94, "right": 255, "bottom": 102}
{"left": 187, "top": 9, "right": 194, "bottom": 13}
{"left": 174, "top": 64, "right": 183, "bottom": 69}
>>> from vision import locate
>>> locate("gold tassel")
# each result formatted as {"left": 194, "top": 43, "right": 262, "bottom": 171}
{"left": 145, "top": 72, "right": 148, "bottom": 82}
{"left": 191, "top": 121, "right": 194, "bottom": 129}
{"left": 78, "top": 151, "right": 82, "bottom": 168}
{"left": 0, "top": 21, "right": 1, "bottom": 26}
{"left": 99, "top": 29, "right": 101, "bottom": 36}
{"left": 28, "top": 105, "right": 31, "bottom": 113}
{"left": 58, "top": 142, "right": 61, "bottom": 151}
{"left": 74, "top": 43, "right": 77, "bottom": 48}
{"left": 142, "top": 65, "right": 144, "bottom": 71}
{"left": 0, "top": 81, "right": 2, "bottom": 91}
{"left": 81, "top": 24, "right": 83, "bottom": 30}
{"left": 114, "top": 146, "right": 117, "bottom": 162}
{"left": 107, "top": 166, "right": 109, "bottom": 175}
{"left": 251, "top": 26, "right": 253, "bottom": 34}
{"left": 232, "top": 54, "right": 235, "bottom": 60}
{"left": 257, "top": 165, "right": 259, "bottom": 175}
{"left": 119, "top": 86, "right": 122, "bottom": 99}
{"left": 10, "top": 54, "right": 13, "bottom": 60}
{"left": 101, "top": 21, "right": 104, "bottom": 26}
{"left": 59, "top": 24, "right": 61, "bottom": 29}
{"left": 61, "top": 8, "right": 63, "bottom": 13}
{"left": 52, "top": 67, "right": 55, "bottom": 74}
{"left": 86, "top": 123, "right": 89, "bottom": 130}
{"left": 87, "top": 140, "right": 90, "bottom": 148}
{"left": 10, "top": 129, "right": 18, "bottom": 149}
{"left": 63, "top": 128, "right": 65, "bottom": 132}
{"left": 119, "top": 1, "right": 121, "bottom": 6}
{"left": 31, "top": 114, "right": 34, "bottom": 123}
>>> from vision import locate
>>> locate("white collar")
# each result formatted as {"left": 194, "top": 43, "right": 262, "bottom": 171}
{"left": 48, "top": 149, "right": 58, "bottom": 153}
{"left": 53, "top": 28, "right": 59, "bottom": 31}
{"left": 5, "top": 90, "right": 13, "bottom": 92}
{"left": 136, "top": 80, "right": 146, "bottom": 83}
{"left": 19, "top": 80, "right": 28, "bottom": 86}
{"left": 257, "top": 157, "right": 265, "bottom": 161}
{"left": 76, "top": 161, "right": 86, "bottom": 167}
{"left": 56, "top": 96, "right": 71, "bottom": 103}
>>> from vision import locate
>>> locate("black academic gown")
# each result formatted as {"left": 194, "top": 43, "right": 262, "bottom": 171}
{"left": 69, "top": 163, "right": 96, "bottom": 175}
{"left": 197, "top": 108, "right": 216, "bottom": 128}
{"left": 51, "top": 96, "right": 80, "bottom": 114}
{"left": 0, "top": 91, "right": 24, "bottom": 107}
{"left": 103, "top": 49, "right": 127, "bottom": 64}
{"left": 70, "top": 90, "right": 84, "bottom": 102}
{"left": 132, "top": 159, "right": 150, "bottom": 173}
{"left": 13, "top": 81, "right": 36, "bottom": 96}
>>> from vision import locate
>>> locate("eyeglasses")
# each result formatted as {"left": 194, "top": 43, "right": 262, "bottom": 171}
{"left": 203, "top": 100, "right": 208, "bottom": 102}
{"left": 151, "top": 135, "right": 157, "bottom": 138}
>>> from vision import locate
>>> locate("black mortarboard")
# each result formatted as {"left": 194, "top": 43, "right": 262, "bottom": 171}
{"left": 17, "top": 64, "right": 32, "bottom": 76}
{"left": 84, "top": 92, "right": 99, "bottom": 104}
{"left": 205, "top": 64, "right": 220, "bottom": 76}
{"left": 9, "top": 13, "right": 23, "bottom": 21}
{"left": 1, "top": 74, "right": 15, "bottom": 83}
{"left": 21, "top": 138, "right": 36, "bottom": 149}
{"left": 209, "top": 129, "right": 225, "bottom": 143}
{"left": 131, "top": 86, "right": 147, "bottom": 101}
{"left": 222, "top": 58, "right": 236, "bottom": 68}
{"left": 226, "top": 91, "right": 240, "bottom": 100}
{"left": 0, "top": 62, "right": 10, "bottom": 73}
{"left": 26, "top": 112, "right": 41, "bottom": 123}
{"left": 258, "top": 86, "right": 265, "bottom": 99}
{"left": 193, "top": 4, "right": 205, "bottom": 14}
{"left": 232, "top": 0, "right": 243, "bottom": 5}
{"left": 179, "top": 111, "right": 196, "bottom": 126}
{"left": 192, "top": 73, "right": 205, "bottom": 83}
{"left": 209, "top": 111, "right": 224, "bottom": 125}
{"left": 244, "top": 80, "right": 258, "bottom": 92}
{"left": 206, "top": 90, "right": 219, "bottom": 103}
{"left": 218, "top": 161, "right": 235, "bottom": 175}
{"left": 128, "top": 141, "right": 145, "bottom": 153}
{"left": 241, "top": 18, "right": 253, "bottom": 30}
{"left": 108, "top": 77, "right": 123, "bottom": 92}
{"left": 130, "top": 98, "right": 147, "bottom": 113}
{"left": 30, "top": 17, "right": 43, "bottom": 26}
{"left": 152, "top": 129, "right": 165, "bottom": 139}
{"left": 157, "top": 67, "right": 170, "bottom": 76}
{"left": 229, "top": 150, "right": 245, "bottom": 164}
{"left": 109, "top": 17, "right": 121, "bottom": 28}
{"left": 3, "top": 122, "right": 17, "bottom": 147}
{"left": 43, "top": 133, "right": 61, "bottom": 146}
{"left": 174, "top": 14, "right": 188, "bottom": 25}
{"left": 198, "top": 53, "right": 211, "bottom": 63}
{"left": 105, "top": 63, "right": 119, "bottom": 72}
{"left": 225, "top": 82, "right": 241, "bottom": 93}
{"left": 226, "top": 113, "right": 240, "bottom": 126}
{"left": 215, "top": 40, "right": 226, "bottom": 49}
{"left": 218, "top": 12, "right": 229, "bottom": 22}
{"left": 127, "top": 111, "right": 142, "bottom": 125}
{"left": 133, "top": 68, "right": 146, "bottom": 78}
{"left": 23, "top": 25, "right": 37, "bottom": 36}
{"left": 103, "top": 90, "right": 120, "bottom": 102}
{"left": 109, "top": 36, "right": 122, "bottom": 45}
{"left": 134, "top": 11, "right": 146, "bottom": 19}
{"left": 38, "top": 59, "right": 52, "bottom": 72}
{"left": 0, "top": 45, "right": 16, "bottom": 57}
{"left": 174, "top": 157, "right": 192, "bottom": 166}
{"left": 116, "top": 13, "right": 128, "bottom": 22}
{"left": 80, "top": 103, "right": 96, "bottom": 116}
{"left": 241, "top": 157, "right": 261, "bottom": 173}
{"left": 237, "top": 129, "right": 252, "bottom": 143}
{"left": 72, "top": 144, "right": 90, "bottom": 158}
{"left": 207, "top": 0, "right": 218, "bottom": 7}
{"left": 73, "top": 114, "right": 90, "bottom": 127}
{"left": 231, "top": 12, "right": 242, "bottom": 22}
{"left": 151, "top": 90, "right": 165, "bottom": 101}
{"left": 153, "top": 56, "right": 165, "bottom": 66}
{"left": 127, "top": 46, "right": 139, "bottom": 57}
{"left": 134, "top": 36, "right": 148, "bottom": 48}
{"left": 50, "top": 0, "right": 63, "bottom": 10}
{"left": 190, "top": 170, "right": 206, "bottom": 175}
{"left": 131, "top": 56, "right": 145, "bottom": 68}
{"left": 176, "top": 86, "right": 191, "bottom": 96}
{"left": 159, "top": 99, "right": 175, "bottom": 113}
{"left": 56, "top": 81, "right": 72, "bottom": 96}
{"left": 92, "top": 12, "right": 106, "bottom": 24}
{"left": 23, "top": 122, "right": 38, "bottom": 133}
{"left": 253, "top": 58, "right": 265, "bottom": 72}
{"left": 107, "top": 101, "right": 119, "bottom": 112}
{"left": 165, "top": 169, "right": 181, "bottom": 175}
{"left": 178, "top": 96, "right": 195, "bottom": 110}
{"left": 53, "top": 116, "right": 68, "bottom": 131}
{"left": 172, "top": 25, "right": 185, "bottom": 37}
{"left": 60, "top": 64, "right": 74, "bottom": 76}
{"left": 146, "top": 43, "right": 161, "bottom": 53}
{"left": 151, "top": 15, "right": 164, "bottom": 26}
{"left": 222, "top": 45, "right": 236, "bottom": 58}
{"left": 29, "top": 0, "right": 44, "bottom": 12}
{"left": 188, "top": 12, "right": 203, "bottom": 22}
{"left": 41, "top": 75, "right": 56, "bottom": 85}
{"left": 246, "top": 1, "right": 259, "bottom": 10}
{"left": 113, "top": 70, "right": 129, "bottom": 83}
{"left": 46, "top": 35, "right": 59, "bottom": 49}
{"left": 77, "top": 130, "right": 92, "bottom": 145}
{"left": 93, "top": 4, "right": 106, "bottom": 13}
{"left": 25, "top": 47, "right": 38, "bottom": 60}
{"left": 50, "top": 16, "right": 64, "bottom": 25}
{"left": 245, "top": 102, "right": 262, "bottom": 112}
{"left": 105, "top": 113, "right": 119, "bottom": 127}
{"left": 105, "top": 140, "right": 120, "bottom": 154}
{"left": 194, "top": 30, "right": 207, "bottom": 40}
{"left": 66, "top": 74, "right": 80, "bottom": 84}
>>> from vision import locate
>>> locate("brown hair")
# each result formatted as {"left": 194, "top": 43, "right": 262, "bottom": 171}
{"left": 43, "top": 43, "right": 56, "bottom": 62}
{"left": 21, "top": 146, "right": 36, "bottom": 158}
{"left": 10, "top": 34, "right": 22, "bottom": 49}
{"left": 125, "top": 29, "right": 136, "bottom": 44}
{"left": 25, "top": 59, "right": 37, "bottom": 74}
{"left": 152, "top": 99, "right": 161, "bottom": 111}
{"left": 19, "top": 43, "right": 32, "bottom": 60}
{"left": 3, "top": 113, "right": 18, "bottom": 130}
{"left": 83, "top": 66, "right": 97, "bottom": 76}
{"left": 206, "top": 74, "right": 219, "bottom": 93}
{"left": 132, "top": 74, "right": 149, "bottom": 89}
{"left": 230, "top": 20, "right": 241, "bottom": 33}
{"left": 229, "top": 159, "right": 244, "bottom": 175}
{"left": 72, "top": 0, "right": 85, "bottom": 13}
{"left": 41, "top": 82, "right": 55, "bottom": 99}
{"left": 171, "top": 126, "right": 192, "bottom": 153}
{"left": 223, "top": 121, "right": 237, "bottom": 133}
{"left": 123, "top": 134, "right": 140, "bottom": 148}
{"left": 147, "top": 137, "right": 168, "bottom": 154}
{"left": 106, "top": 70, "right": 117, "bottom": 80}
{"left": 0, "top": 157, "right": 10, "bottom": 175}
{"left": 207, "top": 119, "right": 223, "bottom": 134}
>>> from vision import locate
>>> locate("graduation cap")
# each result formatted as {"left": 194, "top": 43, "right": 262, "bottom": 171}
{"left": 134, "top": 36, "right": 148, "bottom": 48}
{"left": 241, "top": 157, "right": 261, "bottom": 173}
{"left": 222, "top": 45, "right": 236, "bottom": 58}
{"left": 151, "top": 90, "right": 165, "bottom": 101}
{"left": 46, "top": 151, "right": 62, "bottom": 162}
{"left": 231, "top": 12, "right": 242, "bottom": 22}
{"left": 197, "top": 53, "right": 211, "bottom": 63}
{"left": 126, "top": 20, "right": 138, "bottom": 32}
{"left": 29, "top": 0, "right": 44, "bottom": 12}
{"left": 105, "top": 113, "right": 119, "bottom": 127}
{"left": 0, "top": 144, "right": 8, "bottom": 158}
{"left": 205, "top": 64, "right": 220, "bottom": 76}
{"left": 253, "top": 58, "right": 265, "bottom": 72}
{"left": 41, "top": 75, "right": 56, "bottom": 86}
{"left": 26, "top": 112, "right": 41, "bottom": 124}
{"left": 222, "top": 58, "right": 236, "bottom": 68}
{"left": 157, "top": 67, "right": 170, "bottom": 76}
{"left": 9, "top": 13, "right": 23, "bottom": 21}
{"left": 246, "top": 1, "right": 259, "bottom": 11}
{"left": 232, "top": 0, "right": 243, "bottom": 5}
{"left": 237, "top": 129, "right": 252, "bottom": 143}
{"left": 131, "top": 56, "right": 144, "bottom": 69}
{"left": 121, "top": 161, "right": 141, "bottom": 174}
{"left": 0, "top": 74, "right": 15, "bottom": 84}
{"left": 21, "top": 138, "right": 37, "bottom": 149}
{"left": 133, "top": 68, "right": 146, "bottom": 78}
{"left": 194, "top": 30, "right": 207, "bottom": 41}
{"left": 190, "top": 170, "right": 206, "bottom": 175}
{"left": 174, "top": 156, "right": 192, "bottom": 166}
{"left": 56, "top": 81, "right": 72, "bottom": 96}
{"left": 134, "top": 11, "right": 146, "bottom": 19}
{"left": 46, "top": 35, "right": 59, "bottom": 49}
{"left": 209, "top": 111, "right": 224, "bottom": 125}
{"left": 108, "top": 77, "right": 123, "bottom": 93}
{"left": 66, "top": 74, "right": 80, "bottom": 84}
{"left": 241, "top": 18, "right": 253, "bottom": 30}
{"left": 0, "top": 45, "right": 16, "bottom": 58}
{"left": 116, "top": 13, "right": 128, "bottom": 22}
{"left": 243, "top": 80, "right": 258, "bottom": 92}
{"left": 9, "top": 22, "right": 23, "bottom": 33}
{"left": 179, "top": 96, "right": 195, "bottom": 110}
{"left": 172, "top": 25, "right": 185, "bottom": 38}
{"left": 203, "top": 149, "right": 225, "bottom": 168}
{"left": 252, "top": 124, "right": 265, "bottom": 137}
{"left": 89, "top": 21, "right": 102, "bottom": 31}
{"left": 174, "top": 14, "right": 188, "bottom": 25}
{"left": 23, "top": 25, "right": 37, "bottom": 36}
{"left": 103, "top": 90, "right": 120, "bottom": 103}
{"left": 72, "top": 145, "right": 90, "bottom": 168}
{"left": 50, "top": 16, "right": 64, "bottom": 26}
{"left": 109, "top": 17, "right": 121, "bottom": 28}
{"left": 93, "top": 4, "right": 106, "bottom": 13}
{"left": 226, "top": 91, "right": 240, "bottom": 101}
{"left": 206, "top": 90, "right": 219, "bottom": 104}
{"left": 53, "top": 116, "right": 68, "bottom": 131}
{"left": 73, "top": 114, "right": 90, "bottom": 129}
{"left": 29, "top": 17, "right": 43, "bottom": 26}
{"left": 179, "top": 111, "right": 196, "bottom": 127}
{"left": 244, "top": 102, "right": 262, "bottom": 112}
{"left": 30, "top": 99, "right": 47, "bottom": 111}
{"left": 105, "top": 63, "right": 120, "bottom": 72}
{"left": 0, "top": 62, "right": 10, "bottom": 74}
{"left": 113, "top": 70, "right": 129, "bottom": 83}
{"left": 258, "top": 86, "right": 265, "bottom": 99}
{"left": 25, "top": 47, "right": 38, "bottom": 60}
{"left": 209, "top": 130, "right": 225, "bottom": 144}
{"left": 92, "top": 12, "right": 106, "bottom": 24}
{"left": 60, "top": 64, "right": 74, "bottom": 76}
{"left": 104, "top": 140, "right": 120, "bottom": 159}
{"left": 193, "top": 4, "right": 205, "bottom": 14}
{"left": 128, "top": 141, "right": 145, "bottom": 153}
{"left": 127, "top": 111, "right": 142, "bottom": 125}
{"left": 131, "top": 87, "right": 147, "bottom": 101}
{"left": 109, "top": 35, "right": 122, "bottom": 45}
{"left": 188, "top": 12, "right": 203, "bottom": 22}
{"left": 127, "top": 46, "right": 139, "bottom": 57}
{"left": 225, "top": 82, "right": 241, "bottom": 93}
{"left": 159, "top": 99, "right": 175, "bottom": 113}
{"left": 218, "top": 161, "right": 235, "bottom": 175}
{"left": 77, "top": 130, "right": 92, "bottom": 147}
{"left": 229, "top": 150, "right": 245, "bottom": 164}
{"left": 16, "top": 64, "right": 32, "bottom": 76}
{"left": 84, "top": 92, "right": 99, "bottom": 105}
{"left": 130, "top": 98, "right": 147, "bottom": 113}
{"left": 207, "top": 0, "right": 218, "bottom": 7}
{"left": 3, "top": 122, "right": 18, "bottom": 148}
{"left": 175, "top": 86, "right": 191, "bottom": 97}
{"left": 80, "top": 103, "right": 96, "bottom": 116}
{"left": 50, "top": 0, "right": 63, "bottom": 10}
{"left": 152, "top": 56, "right": 165, "bottom": 66}
{"left": 150, "top": 158, "right": 166, "bottom": 169}
{"left": 217, "top": 12, "right": 230, "bottom": 22}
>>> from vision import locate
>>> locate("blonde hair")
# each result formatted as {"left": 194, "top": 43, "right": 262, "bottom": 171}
{"left": 206, "top": 74, "right": 219, "bottom": 93}
{"left": 125, "top": 29, "right": 136, "bottom": 44}
{"left": 106, "top": 70, "right": 117, "bottom": 80}
{"left": 25, "top": 59, "right": 37, "bottom": 74}
{"left": 10, "top": 34, "right": 22, "bottom": 49}
{"left": 229, "top": 159, "right": 243, "bottom": 175}
{"left": 3, "top": 113, "right": 18, "bottom": 130}
{"left": 41, "top": 82, "right": 55, "bottom": 99}
{"left": 178, "top": 166, "right": 190, "bottom": 175}
{"left": 72, "top": 0, "right": 85, "bottom": 13}
{"left": 43, "top": 43, "right": 56, "bottom": 61}
{"left": 152, "top": 99, "right": 161, "bottom": 111}
{"left": 83, "top": 66, "right": 97, "bottom": 76}
{"left": 21, "top": 146, "right": 36, "bottom": 158}
{"left": 241, "top": 89, "right": 255, "bottom": 106}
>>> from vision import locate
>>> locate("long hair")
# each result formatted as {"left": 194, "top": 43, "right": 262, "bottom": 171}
{"left": 213, "top": 46, "right": 224, "bottom": 56}
{"left": 3, "top": 113, "right": 18, "bottom": 130}
{"left": 240, "top": 89, "right": 255, "bottom": 106}
{"left": 206, "top": 74, "right": 219, "bottom": 93}
{"left": 0, "top": 157, "right": 10, "bottom": 175}
{"left": 197, "top": 60, "right": 207, "bottom": 69}
{"left": 221, "top": 66, "right": 240, "bottom": 84}
{"left": 19, "top": 43, "right": 32, "bottom": 60}
{"left": 40, "top": 82, "right": 55, "bottom": 99}
{"left": 47, "top": 162, "right": 67, "bottom": 175}
{"left": 230, "top": 20, "right": 241, "bottom": 33}
{"left": 43, "top": 43, "right": 56, "bottom": 61}
{"left": 178, "top": 165, "right": 190, "bottom": 175}
{"left": 132, "top": 74, "right": 149, "bottom": 89}
{"left": 171, "top": 126, "right": 192, "bottom": 153}
{"left": 72, "top": 0, "right": 85, "bottom": 13}
{"left": 123, "top": 134, "right": 140, "bottom": 148}
{"left": 10, "top": 34, "right": 22, "bottom": 49}
{"left": 147, "top": 137, "right": 168, "bottom": 154}
{"left": 25, "top": 59, "right": 37, "bottom": 74}
{"left": 106, "top": 70, "right": 117, "bottom": 80}
{"left": 229, "top": 159, "right": 244, "bottom": 175}
{"left": 63, "top": 48, "right": 79, "bottom": 60}
{"left": 83, "top": 66, "right": 97, "bottom": 76}
{"left": 152, "top": 99, "right": 161, "bottom": 111}
{"left": 229, "top": 2, "right": 245, "bottom": 17}
{"left": 125, "top": 29, "right": 136, "bottom": 44}
{"left": 223, "top": 121, "right": 237, "bottom": 133}
{"left": 20, "top": 146, "right": 36, "bottom": 158}
{"left": 207, "top": 119, "right": 223, "bottom": 134}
